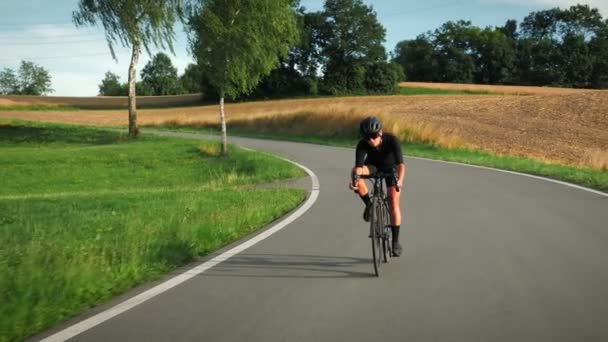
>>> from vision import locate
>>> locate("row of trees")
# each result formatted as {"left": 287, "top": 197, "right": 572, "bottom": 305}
{"left": 0, "top": 61, "right": 53, "bottom": 95}
{"left": 97, "top": 0, "right": 403, "bottom": 100}
{"left": 392, "top": 4, "right": 608, "bottom": 88}
{"left": 99, "top": 53, "right": 195, "bottom": 96}
{"left": 76, "top": 0, "right": 607, "bottom": 148}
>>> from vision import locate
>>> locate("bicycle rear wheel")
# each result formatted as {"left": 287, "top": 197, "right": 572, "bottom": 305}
{"left": 370, "top": 199, "right": 383, "bottom": 276}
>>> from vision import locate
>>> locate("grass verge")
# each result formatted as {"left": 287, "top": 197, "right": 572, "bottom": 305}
{"left": 396, "top": 86, "right": 494, "bottom": 96}
{"left": 0, "top": 119, "right": 306, "bottom": 342}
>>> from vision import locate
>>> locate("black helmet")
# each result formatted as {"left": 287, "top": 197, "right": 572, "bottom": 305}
{"left": 359, "top": 116, "right": 382, "bottom": 137}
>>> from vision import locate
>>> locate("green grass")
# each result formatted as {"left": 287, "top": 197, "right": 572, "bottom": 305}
{"left": 0, "top": 105, "right": 81, "bottom": 111}
{"left": 0, "top": 120, "right": 306, "bottom": 342}
{"left": 148, "top": 126, "right": 607, "bottom": 193}
{"left": 397, "top": 86, "right": 494, "bottom": 96}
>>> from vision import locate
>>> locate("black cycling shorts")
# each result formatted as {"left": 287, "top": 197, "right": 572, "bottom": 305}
{"left": 365, "top": 165, "right": 398, "bottom": 187}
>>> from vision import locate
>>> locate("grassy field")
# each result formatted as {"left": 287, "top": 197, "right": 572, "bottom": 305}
{"left": 396, "top": 86, "right": 493, "bottom": 95}
{"left": 0, "top": 120, "right": 306, "bottom": 342}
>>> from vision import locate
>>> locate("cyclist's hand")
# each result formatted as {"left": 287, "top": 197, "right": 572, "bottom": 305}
{"left": 350, "top": 173, "right": 360, "bottom": 191}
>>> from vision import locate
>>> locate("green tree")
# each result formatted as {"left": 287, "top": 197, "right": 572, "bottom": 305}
{"left": 140, "top": 52, "right": 182, "bottom": 95}
{"left": 18, "top": 61, "right": 54, "bottom": 95}
{"left": 188, "top": 0, "right": 298, "bottom": 155}
{"left": 253, "top": 7, "right": 326, "bottom": 98}
{"left": 498, "top": 19, "right": 518, "bottom": 41}
{"left": 589, "top": 21, "right": 608, "bottom": 87}
{"left": 521, "top": 7, "right": 561, "bottom": 39}
{"left": 558, "top": 4, "right": 603, "bottom": 38}
{"left": 247, "top": 64, "right": 312, "bottom": 99}
{"left": 433, "top": 21, "right": 477, "bottom": 83}
{"left": 290, "top": 10, "right": 325, "bottom": 80}
{"left": 560, "top": 32, "right": 592, "bottom": 87}
{"left": 180, "top": 63, "right": 203, "bottom": 94}
{"left": 518, "top": 5, "right": 604, "bottom": 87}
{"left": 392, "top": 35, "right": 437, "bottom": 82}
{"left": 364, "top": 62, "right": 403, "bottom": 94}
{"left": 73, "top": 0, "right": 186, "bottom": 137}
{"left": 0, "top": 68, "right": 19, "bottom": 95}
{"left": 473, "top": 28, "right": 516, "bottom": 84}
{"left": 0, "top": 61, "right": 53, "bottom": 95}
{"left": 320, "top": 0, "right": 386, "bottom": 94}
{"left": 98, "top": 71, "right": 127, "bottom": 95}
{"left": 515, "top": 37, "right": 563, "bottom": 85}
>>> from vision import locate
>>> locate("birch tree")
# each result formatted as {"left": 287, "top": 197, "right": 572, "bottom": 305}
{"left": 188, "top": 0, "right": 298, "bottom": 155}
{"left": 73, "top": 0, "right": 186, "bottom": 137}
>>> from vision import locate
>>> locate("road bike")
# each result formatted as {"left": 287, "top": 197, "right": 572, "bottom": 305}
{"left": 354, "top": 171, "right": 399, "bottom": 277}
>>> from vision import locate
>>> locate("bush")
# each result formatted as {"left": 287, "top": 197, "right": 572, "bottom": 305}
{"left": 364, "top": 62, "right": 404, "bottom": 94}
{"left": 321, "top": 62, "right": 367, "bottom": 95}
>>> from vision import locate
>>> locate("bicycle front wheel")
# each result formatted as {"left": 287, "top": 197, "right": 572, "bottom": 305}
{"left": 370, "top": 199, "right": 383, "bottom": 277}
{"left": 381, "top": 201, "right": 392, "bottom": 263}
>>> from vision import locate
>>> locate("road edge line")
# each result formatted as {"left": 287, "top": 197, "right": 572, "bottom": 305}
{"left": 39, "top": 155, "right": 319, "bottom": 342}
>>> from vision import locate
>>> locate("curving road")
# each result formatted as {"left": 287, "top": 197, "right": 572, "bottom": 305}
{"left": 36, "top": 132, "right": 608, "bottom": 342}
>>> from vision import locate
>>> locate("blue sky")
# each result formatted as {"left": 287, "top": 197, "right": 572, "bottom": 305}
{"left": 1, "top": 0, "right": 606, "bottom": 96}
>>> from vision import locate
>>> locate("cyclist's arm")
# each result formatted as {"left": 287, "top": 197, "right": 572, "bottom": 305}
{"left": 354, "top": 140, "right": 367, "bottom": 175}
{"left": 396, "top": 163, "right": 406, "bottom": 188}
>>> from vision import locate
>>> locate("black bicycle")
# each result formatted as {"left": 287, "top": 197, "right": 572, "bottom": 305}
{"left": 354, "top": 171, "right": 399, "bottom": 276}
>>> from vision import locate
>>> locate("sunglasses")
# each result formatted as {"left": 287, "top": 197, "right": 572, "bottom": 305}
{"left": 366, "top": 132, "right": 381, "bottom": 140}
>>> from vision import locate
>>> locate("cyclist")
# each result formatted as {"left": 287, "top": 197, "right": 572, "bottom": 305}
{"left": 349, "top": 116, "right": 406, "bottom": 256}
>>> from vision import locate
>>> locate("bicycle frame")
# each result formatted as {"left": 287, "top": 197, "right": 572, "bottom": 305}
{"left": 358, "top": 171, "right": 397, "bottom": 275}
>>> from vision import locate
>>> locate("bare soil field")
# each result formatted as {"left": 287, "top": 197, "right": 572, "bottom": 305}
{"left": 2, "top": 89, "right": 607, "bottom": 169}
{"left": 0, "top": 93, "right": 203, "bottom": 109}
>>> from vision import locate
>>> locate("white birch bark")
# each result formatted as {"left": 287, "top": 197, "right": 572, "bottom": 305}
{"left": 219, "top": 92, "right": 228, "bottom": 155}
{"left": 128, "top": 43, "right": 141, "bottom": 137}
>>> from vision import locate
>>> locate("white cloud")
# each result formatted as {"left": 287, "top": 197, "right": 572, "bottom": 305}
{"left": 480, "top": 0, "right": 608, "bottom": 15}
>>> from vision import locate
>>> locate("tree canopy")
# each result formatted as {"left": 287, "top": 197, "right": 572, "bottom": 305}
{"left": 98, "top": 71, "right": 127, "bottom": 96}
{"left": 0, "top": 61, "right": 53, "bottom": 95}
{"left": 188, "top": 0, "right": 299, "bottom": 154}
{"left": 392, "top": 4, "right": 608, "bottom": 88}
{"left": 73, "top": 0, "right": 187, "bottom": 137}
{"left": 140, "top": 52, "right": 182, "bottom": 95}
{"left": 189, "top": 0, "right": 298, "bottom": 99}
{"left": 320, "top": 0, "right": 388, "bottom": 94}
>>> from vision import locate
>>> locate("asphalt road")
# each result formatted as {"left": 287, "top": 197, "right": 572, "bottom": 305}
{"left": 36, "top": 132, "right": 608, "bottom": 342}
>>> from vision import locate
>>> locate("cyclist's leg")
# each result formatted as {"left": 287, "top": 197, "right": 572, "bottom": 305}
{"left": 353, "top": 165, "right": 373, "bottom": 222}
{"left": 387, "top": 183, "right": 403, "bottom": 256}
{"left": 387, "top": 186, "right": 401, "bottom": 226}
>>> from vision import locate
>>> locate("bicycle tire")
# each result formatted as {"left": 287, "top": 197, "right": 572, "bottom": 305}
{"left": 370, "top": 199, "right": 382, "bottom": 276}
{"left": 381, "top": 201, "right": 391, "bottom": 263}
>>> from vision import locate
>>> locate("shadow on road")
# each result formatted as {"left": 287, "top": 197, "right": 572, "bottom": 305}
{"left": 202, "top": 254, "right": 374, "bottom": 279}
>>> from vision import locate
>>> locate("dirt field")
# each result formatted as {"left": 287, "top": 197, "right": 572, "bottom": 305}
{"left": 2, "top": 86, "right": 607, "bottom": 170}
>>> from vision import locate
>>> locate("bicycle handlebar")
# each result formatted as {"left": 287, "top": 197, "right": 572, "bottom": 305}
{"left": 353, "top": 172, "right": 400, "bottom": 192}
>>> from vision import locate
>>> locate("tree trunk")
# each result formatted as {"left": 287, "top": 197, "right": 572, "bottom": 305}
{"left": 128, "top": 44, "right": 141, "bottom": 138}
{"left": 219, "top": 91, "right": 228, "bottom": 155}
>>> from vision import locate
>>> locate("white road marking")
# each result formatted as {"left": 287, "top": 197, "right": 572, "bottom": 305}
{"left": 39, "top": 158, "right": 319, "bottom": 342}
{"left": 405, "top": 156, "right": 608, "bottom": 198}
{"left": 322, "top": 143, "right": 606, "bottom": 198}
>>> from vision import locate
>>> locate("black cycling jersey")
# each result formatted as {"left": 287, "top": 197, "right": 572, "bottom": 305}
{"left": 355, "top": 132, "right": 404, "bottom": 170}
